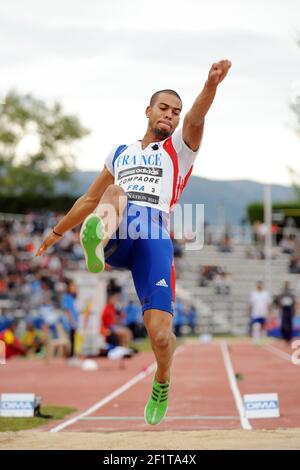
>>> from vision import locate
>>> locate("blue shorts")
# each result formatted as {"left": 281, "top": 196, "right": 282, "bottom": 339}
{"left": 251, "top": 317, "right": 266, "bottom": 326}
{"left": 104, "top": 203, "right": 175, "bottom": 315}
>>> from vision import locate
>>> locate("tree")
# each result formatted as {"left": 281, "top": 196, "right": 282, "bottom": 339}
{"left": 0, "top": 91, "right": 89, "bottom": 195}
{"left": 289, "top": 99, "right": 300, "bottom": 199}
{"left": 289, "top": 38, "right": 300, "bottom": 199}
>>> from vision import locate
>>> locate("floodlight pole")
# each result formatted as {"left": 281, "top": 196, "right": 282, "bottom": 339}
{"left": 264, "top": 184, "right": 272, "bottom": 294}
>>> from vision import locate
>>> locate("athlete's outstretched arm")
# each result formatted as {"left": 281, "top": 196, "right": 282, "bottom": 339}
{"left": 183, "top": 59, "right": 232, "bottom": 151}
{"left": 36, "top": 166, "right": 114, "bottom": 256}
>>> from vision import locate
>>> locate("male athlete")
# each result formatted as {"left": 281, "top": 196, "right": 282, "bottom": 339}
{"left": 36, "top": 59, "right": 232, "bottom": 425}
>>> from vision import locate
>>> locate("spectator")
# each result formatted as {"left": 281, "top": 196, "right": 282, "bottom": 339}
{"left": 198, "top": 265, "right": 218, "bottom": 287}
{"left": 107, "top": 278, "right": 122, "bottom": 297}
{"left": 0, "top": 275, "right": 8, "bottom": 299}
{"left": 124, "top": 300, "right": 146, "bottom": 339}
{"left": 276, "top": 281, "right": 296, "bottom": 343}
{"left": 248, "top": 281, "right": 272, "bottom": 343}
{"left": 218, "top": 225, "right": 233, "bottom": 253}
{"left": 173, "top": 301, "right": 185, "bottom": 337}
{"left": 279, "top": 235, "right": 295, "bottom": 255}
{"left": 39, "top": 293, "right": 70, "bottom": 360}
{"left": 214, "top": 271, "right": 231, "bottom": 295}
{"left": 0, "top": 320, "right": 26, "bottom": 359}
{"left": 289, "top": 247, "right": 300, "bottom": 274}
{"left": 22, "top": 321, "right": 44, "bottom": 355}
{"left": 186, "top": 305, "right": 197, "bottom": 336}
{"left": 172, "top": 239, "right": 183, "bottom": 258}
{"left": 100, "top": 293, "right": 132, "bottom": 348}
{"left": 61, "top": 278, "right": 80, "bottom": 359}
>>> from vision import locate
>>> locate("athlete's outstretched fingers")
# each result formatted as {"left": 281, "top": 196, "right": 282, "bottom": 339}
{"left": 35, "top": 232, "right": 61, "bottom": 256}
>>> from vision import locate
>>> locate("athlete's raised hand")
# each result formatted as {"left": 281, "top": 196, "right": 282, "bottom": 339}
{"left": 207, "top": 60, "right": 232, "bottom": 87}
{"left": 35, "top": 231, "right": 62, "bottom": 256}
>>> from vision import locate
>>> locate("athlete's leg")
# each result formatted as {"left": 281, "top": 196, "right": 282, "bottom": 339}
{"left": 143, "top": 309, "right": 176, "bottom": 383}
{"left": 129, "top": 224, "right": 176, "bottom": 425}
{"left": 143, "top": 309, "right": 176, "bottom": 425}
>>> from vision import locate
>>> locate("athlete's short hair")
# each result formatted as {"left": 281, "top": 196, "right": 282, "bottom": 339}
{"left": 150, "top": 89, "right": 182, "bottom": 107}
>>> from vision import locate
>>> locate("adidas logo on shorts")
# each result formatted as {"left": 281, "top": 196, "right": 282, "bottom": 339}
{"left": 155, "top": 278, "right": 168, "bottom": 287}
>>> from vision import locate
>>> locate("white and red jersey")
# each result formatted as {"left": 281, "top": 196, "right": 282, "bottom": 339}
{"left": 104, "top": 127, "right": 199, "bottom": 213}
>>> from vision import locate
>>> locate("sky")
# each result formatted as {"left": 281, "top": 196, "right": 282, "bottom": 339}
{"left": 1, "top": 0, "right": 300, "bottom": 185}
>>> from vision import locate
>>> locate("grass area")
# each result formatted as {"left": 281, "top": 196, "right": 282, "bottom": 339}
{"left": 0, "top": 405, "right": 76, "bottom": 432}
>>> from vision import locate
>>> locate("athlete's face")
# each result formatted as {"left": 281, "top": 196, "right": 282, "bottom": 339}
{"left": 146, "top": 93, "right": 182, "bottom": 140}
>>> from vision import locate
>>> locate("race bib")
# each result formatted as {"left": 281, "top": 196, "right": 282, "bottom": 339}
{"left": 117, "top": 166, "right": 163, "bottom": 205}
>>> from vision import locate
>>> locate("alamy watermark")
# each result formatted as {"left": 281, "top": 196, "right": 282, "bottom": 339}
{"left": 95, "top": 198, "right": 205, "bottom": 251}
{"left": 291, "top": 340, "right": 300, "bottom": 365}
{"left": 95, "top": 196, "right": 204, "bottom": 250}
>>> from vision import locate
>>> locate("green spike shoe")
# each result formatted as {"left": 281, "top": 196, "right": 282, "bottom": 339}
{"left": 144, "top": 379, "right": 170, "bottom": 425}
{"left": 80, "top": 214, "right": 105, "bottom": 274}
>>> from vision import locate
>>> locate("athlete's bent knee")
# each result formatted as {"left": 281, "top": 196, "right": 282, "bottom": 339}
{"left": 103, "top": 184, "right": 127, "bottom": 214}
{"left": 151, "top": 330, "right": 170, "bottom": 349}
{"left": 105, "top": 184, "right": 126, "bottom": 200}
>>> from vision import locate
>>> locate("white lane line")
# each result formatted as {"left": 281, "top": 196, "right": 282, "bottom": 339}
{"left": 50, "top": 362, "right": 157, "bottom": 432}
{"left": 220, "top": 341, "right": 252, "bottom": 430}
{"left": 264, "top": 344, "right": 292, "bottom": 362}
{"left": 50, "top": 346, "right": 185, "bottom": 433}
{"left": 79, "top": 415, "right": 240, "bottom": 421}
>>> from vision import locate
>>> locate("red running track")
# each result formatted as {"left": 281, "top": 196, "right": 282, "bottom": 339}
{"left": 1, "top": 340, "right": 299, "bottom": 432}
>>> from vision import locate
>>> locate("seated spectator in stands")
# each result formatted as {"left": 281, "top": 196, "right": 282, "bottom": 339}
{"left": 173, "top": 301, "right": 186, "bottom": 337}
{"left": 39, "top": 293, "right": 59, "bottom": 328}
{"left": 172, "top": 238, "right": 183, "bottom": 258}
{"left": 124, "top": 301, "right": 146, "bottom": 339}
{"left": 218, "top": 231, "right": 233, "bottom": 253}
{"left": 289, "top": 254, "right": 300, "bottom": 274}
{"left": 22, "top": 321, "right": 44, "bottom": 355}
{"left": 100, "top": 293, "right": 132, "bottom": 348}
{"left": 214, "top": 271, "right": 231, "bottom": 295}
{"left": 0, "top": 320, "right": 26, "bottom": 359}
{"left": 198, "top": 266, "right": 209, "bottom": 287}
{"left": 39, "top": 293, "right": 70, "bottom": 360}
{"left": 187, "top": 305, "right": 197, "bottom": 336}
{"left": 280, "top": 235, "right": 296, "bottom": 255}
{"left": 0, "top": 275, "right": 8, "bottom": 299}
{"left": 198, "top": 265, "right": 218, "bottom": 287}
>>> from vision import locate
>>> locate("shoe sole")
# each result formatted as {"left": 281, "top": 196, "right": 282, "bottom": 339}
{"left": 144, "top": 403, "right": 168, "bottom": 426}
{"left": 80, "top": 214, "right": 105, "bottom": 273}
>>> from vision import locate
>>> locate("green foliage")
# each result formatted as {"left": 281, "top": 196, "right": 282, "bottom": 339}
{"left": 289, "top": 44, "right": 300, "bottom": 198}
{"left": 247, "top": 203, "right": 264, "bottom": 223}
{"left": 247, "top": 201, "right": 300, "bottom": 225}
{"left": 0, "top": 91, "right": 89, "bottom": 196}
{"left": 0, "top": 194, "right": 77, "bottom": 213}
